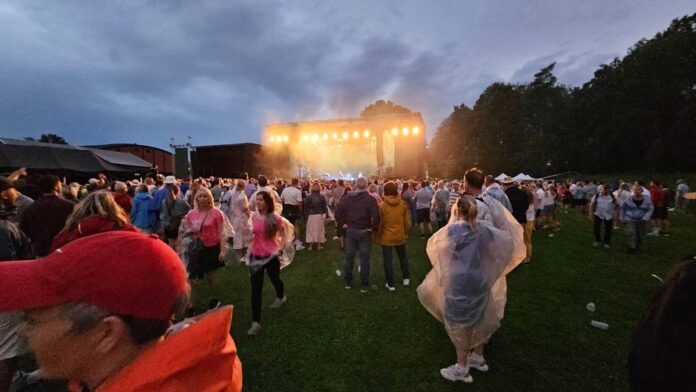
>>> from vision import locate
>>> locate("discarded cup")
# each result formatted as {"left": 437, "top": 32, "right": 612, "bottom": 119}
{"left": 335, "top": 269, "right": 342, "bottom": 277}
{"left": 586, "top": 302, "right": 596, "bottom": 312}
{"left": 591, "top": 320, "right": 609, "bottom": 330}
{"left": 548, "top": 234, "right": 554, "bottom": 238}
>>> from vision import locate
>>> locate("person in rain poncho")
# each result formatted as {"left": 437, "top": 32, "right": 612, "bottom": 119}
{"left": 178, "top": 187, "right": 234, "bottom": 311}
{"left": 418, "top": 172, "right": 525, "bottom": 383}
{"left": 246, "top": 190, "right": 295, "bottom": 336}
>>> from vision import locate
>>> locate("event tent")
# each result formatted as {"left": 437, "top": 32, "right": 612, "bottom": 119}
{"left": 513, "top": 173, "right": 537, "bottom": 181}
{"left": 495, "top": 173, "right": 509, "bottom": 181}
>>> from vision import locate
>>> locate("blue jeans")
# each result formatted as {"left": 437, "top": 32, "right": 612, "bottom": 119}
{"left": 382, "top": 244, "right": 409, "bottom": 287}
{"left": 344, "top": 228, "right": 372, "bottom": 288}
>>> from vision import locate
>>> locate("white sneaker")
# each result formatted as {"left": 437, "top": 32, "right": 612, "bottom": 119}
{"left": 295, "top": 244, "right": 305, "bottom": 251}
{"left": 240, "top": 256, "right": 249, "bottom": 263}
{"left": 270, "top": 296, "right": 287, "bottom": 309}
{"left": 603, "top": 244, "right": 611, "bottom": 249}
{"left": 468, "top": 353, "right": 489, "bottom": 372}
{"left": 333, "top": 236, "right": 340, "bottom": 240}
{"left": 440, "top": 364, "right": 472, "bottom": 383}
{"left": 247, "top": 322, "right": 262, "bottom": 336}
{"left": 385, "top": 284, "right": 395, "bottom": 291}
{"left": 592, "top": 241, "right": 600, "bottom": 247}
{"left": 403, "top": 278, "right": 410, "bottom": 286}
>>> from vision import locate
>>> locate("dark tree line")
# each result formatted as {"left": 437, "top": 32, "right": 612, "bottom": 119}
{"left": 430, "top": 13, "right": 696, "bottom": 178}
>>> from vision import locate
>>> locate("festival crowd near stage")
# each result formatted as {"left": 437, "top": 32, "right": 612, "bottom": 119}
{"left": 1, "top": 142, "right": 694, "bottom": 390}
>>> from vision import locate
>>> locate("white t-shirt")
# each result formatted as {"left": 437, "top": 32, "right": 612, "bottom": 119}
{"left": 280, "top": 186, "right": 303, "bottom": 206}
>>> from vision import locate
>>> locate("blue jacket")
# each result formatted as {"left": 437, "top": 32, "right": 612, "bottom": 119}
{"left": 131, "top": 192, "right": 157, "bottom": 229}
{"left": 622, "top": 196, "right": 653, "bottom": 221}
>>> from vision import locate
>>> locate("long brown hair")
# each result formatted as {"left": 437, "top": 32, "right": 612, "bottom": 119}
{"left": 62, "top": 191, "right": 130, "bottom": 232}
{"left": 257, "top": 191, "right": 279, "bottom": 239}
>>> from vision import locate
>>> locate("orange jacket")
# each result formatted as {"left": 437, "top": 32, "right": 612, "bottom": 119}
{"left": 72, "top": 306, "right": 242, "bottom": 392}
{"left": 377, "top": 196, "right": 411, "bottom": 246}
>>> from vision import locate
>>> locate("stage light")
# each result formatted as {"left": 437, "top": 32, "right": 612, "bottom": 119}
{"left": 269, "top": 136, "right": 275, "bottom": 143}
{"left": 342, "top": 131, "right": 349, "bottom": 139}
{"left": 323, "top": 134, "right": 328, "bottom": 140}
{"left": 353, "top": 131, "right": 359, "bottom": 138}
{"left": 332, "top": 133, "right": 338, "bottom": 139}
{"left": 312, "top": 134, "right": 319, "bottom": 141}
{"left": 302, "top": 134, "right": 309, "bottom": 141}
{"left": 413, "top": 126, "right": 420, "bottom": 135}
{"left": 283, "top": 135, "right": 289, "bottom": 143}
{"left": 402, "top": 127, "right": 409, "bottom": 136}
{"left": 363, "top": 130, "right": 370, "bottom": 138}
{"left": 392, "top": 128, "right": 398, "bottom": 136}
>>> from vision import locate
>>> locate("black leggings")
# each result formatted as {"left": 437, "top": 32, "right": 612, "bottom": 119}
{"left": 250, "top": 256, "right": 284, "bottom": 322}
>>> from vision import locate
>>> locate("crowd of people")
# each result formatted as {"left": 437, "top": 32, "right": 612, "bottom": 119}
{"left": 0, "top": 165, "right": 693, "bottom": 390}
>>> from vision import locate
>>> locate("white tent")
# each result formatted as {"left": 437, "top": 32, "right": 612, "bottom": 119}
{"left": 495, "top": 173, "right": 509, "bottom": 181}
{"left": 513, "top": 173, "right": 537, "bottom": 181}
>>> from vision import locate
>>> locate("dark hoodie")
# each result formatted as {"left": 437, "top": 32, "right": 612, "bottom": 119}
{"left": 0, "top": 208, "right": 33, "bottom": 261}
{"left": 335, "top": 190, "right": 380, "bottom": 232}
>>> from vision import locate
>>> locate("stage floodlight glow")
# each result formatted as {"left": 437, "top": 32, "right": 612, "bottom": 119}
{"left": 312, "top": 134, "right": 319, "bottom": 141}
{"left": 323, "top": 134, "right": 328, "bottom": 140}
{"left": 269, "top": 136, "right": 275, "bottom": 143}
{"left": 392, "top": 128, "right": 398, "bottom": 136}
{"left": 302, "top": 134, "right": 309, "bottom": 141}
{"left": 364, "top": 130, "right": 370, "bottom": 138}
{"left": 332, "top": 133, "right": 338, "bottom": 139}
{"left": 342, "top": 131, "right": 349, "bottom": 139}
{"left": 283, "top": 135, "right": 289, "bottom": 143}
{"left": 353, "top": 131, "right": 359, "bottom": 138}
{"left": 413, "top": 126, "right": 420, "bottom": 135}
{"left": 402, "top": 127, "right": 409, "bottom": 136}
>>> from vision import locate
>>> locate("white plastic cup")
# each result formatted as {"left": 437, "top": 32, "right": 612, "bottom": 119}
{"left": 586, "top": 302, "right": 596, "bottom": 312}
{"left": 335, "top": 269, "right": 342, "bottom": 277}
{"left": 591, "top": 320, "right": 609, "bottom": 330}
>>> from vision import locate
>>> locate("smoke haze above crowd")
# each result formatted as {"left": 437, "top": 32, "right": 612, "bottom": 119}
{"left": 0, "top": 0, "right": 692, "bottom": 150}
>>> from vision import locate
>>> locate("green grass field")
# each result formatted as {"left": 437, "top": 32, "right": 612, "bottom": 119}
{"left": 25, "top": 206, "right": 696, "bottom": 391}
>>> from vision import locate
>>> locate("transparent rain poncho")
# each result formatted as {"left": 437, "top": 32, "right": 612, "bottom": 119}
{"left": 417, "top": 194, "right": 525, "bottom": 350}
{"left": 246, "top": 208, "right": 296, "bottom": 274}
{"left": 177, "top": 211, "right": 235, "bottom": 270}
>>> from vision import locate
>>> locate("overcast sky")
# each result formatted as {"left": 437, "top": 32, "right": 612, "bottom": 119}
{"left": 0, "top": 1, "right": 693, "bottom": 149}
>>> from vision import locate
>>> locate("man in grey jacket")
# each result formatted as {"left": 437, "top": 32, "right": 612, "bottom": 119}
{"left": 335, "top": 177, "right": 380, "bottom": 293}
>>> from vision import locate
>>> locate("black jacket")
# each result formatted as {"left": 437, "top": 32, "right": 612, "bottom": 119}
{"left": 505, "top": 186, "right": 530, "bottom": 224}
{"left": 335, "top": 190, "right": 380, "bottom": 232}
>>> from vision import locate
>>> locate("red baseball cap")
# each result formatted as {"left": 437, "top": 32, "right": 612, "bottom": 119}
{"left": 0, "top": 231, "right": 187, "bottom": 319}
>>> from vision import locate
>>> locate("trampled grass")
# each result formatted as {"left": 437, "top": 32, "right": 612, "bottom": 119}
{"left": 26, "top": 207, "right": 696, "bottom": 391}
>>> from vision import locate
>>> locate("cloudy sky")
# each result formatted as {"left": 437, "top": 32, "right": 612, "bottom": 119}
{"left": 0, "top": 1, "right": 693, "bottom": 149}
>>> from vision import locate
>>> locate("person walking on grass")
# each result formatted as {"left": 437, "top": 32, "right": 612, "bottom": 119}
{"left": 590, "top": 185, "right": 616, "bottom": 248}
{"left": 378, "top": 181, "right": 411, "bottom": 291}
{"left": 182, "top": 187, "right": 228, "bottom": 310}
{"left": 418, "top": 195, "right": 521, "bottom": 384}
{"left": 247, "top": 191, "right": 293, "bottom": 335}
{"left": 622, "top": 183, "right": 654, "bottom": 254}
{"left": 336, "top": 176, "right": 380, "bottom": 293}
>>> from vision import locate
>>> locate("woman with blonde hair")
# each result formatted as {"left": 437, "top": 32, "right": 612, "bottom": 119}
{"left": 50, "top": 191, "right": 135, "bottom": 251}
{"left": 418, "top": 194, "right": 517, "bottom": 384}
{"left": 181, "top": 187, "right": 229, "bottom": 309}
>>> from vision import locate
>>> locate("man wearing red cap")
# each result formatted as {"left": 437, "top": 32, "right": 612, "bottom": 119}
{"left": 0, "top": 231, "right": 242, "bottom": 391}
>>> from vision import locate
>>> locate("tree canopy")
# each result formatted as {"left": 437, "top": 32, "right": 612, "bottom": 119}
{"left": 360, "top": 100, "right": 412, "bottom": 117}
{"left": 429, "top": 13, "right": 696, "bottom": 177}
{"left": 36, "top": 133, "right": 69, "bottom": 144}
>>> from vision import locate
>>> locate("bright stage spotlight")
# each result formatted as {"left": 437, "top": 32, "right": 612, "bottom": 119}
{"left": 323, "top": 134, "right": 328, "bottom": 140}
{"left": 342, "top": 131, "right": 349, "bottom": 139}
{"left": 312, "top": 134, "right": 319, "bottom": 141}
{"left": 392, "top": 128, "right": 398, "bottom": 136}
{"left": 363, "top": 130, "right": 370, "bottom": 138}
{"left": 353, "top": 131, "right": 359, "bottom": 138}
{"left": 332, "top": 133, "right": 338, "bottom": 139}
{"left": 283, "top": 135, "right": 289, "bottom": 143}
{"left": 302, "top": 134, "right": 309, "bottom": 141}
{"left": 269, "top": 136, "right": 275, "bottom": 143}
{"left": 413, "top": 126, "right": 420, "bottom": 135}
{"left": 402, "top": 127, "right": 409, "bottom": 136}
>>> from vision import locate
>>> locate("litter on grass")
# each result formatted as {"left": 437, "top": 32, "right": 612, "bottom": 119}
{"left": 335, "top": 269, "right": 342, "bottom": 277}
{"left": 650, "top": 274, "right": 663, "bottom": 282}
{"left": 591, "top": 321, "right": 609, "bottom": 330}
{"left": 586, "top": 303, "right": 596, "bottom": 312}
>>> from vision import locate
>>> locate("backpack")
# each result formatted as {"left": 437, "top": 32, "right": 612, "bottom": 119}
{"left": 592, "top": 193, "right": 616, "bottom": 212}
